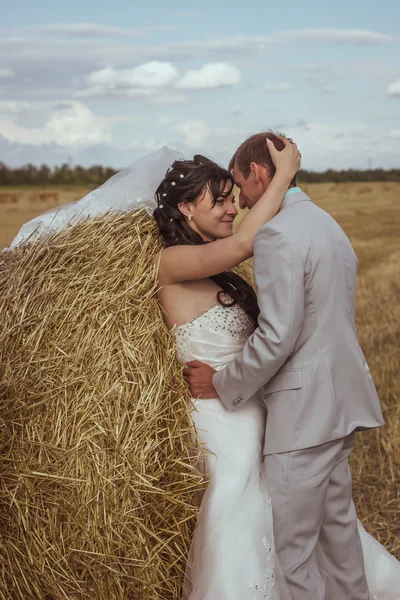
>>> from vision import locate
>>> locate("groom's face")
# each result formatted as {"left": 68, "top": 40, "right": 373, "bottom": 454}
{"left": 233, "top": 163, "right": 272, "bottom": 210}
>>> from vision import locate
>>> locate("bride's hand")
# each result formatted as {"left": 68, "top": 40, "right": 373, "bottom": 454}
{"left": 267, "top": 136, "right": 301, "bottom": 180}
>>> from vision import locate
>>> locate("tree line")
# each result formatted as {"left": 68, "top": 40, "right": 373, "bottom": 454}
{"left": 0, "top": 162, "right": 399, "bottom": 186}
{"left": 0, "top": 163, "right": 117, "bottom": 187}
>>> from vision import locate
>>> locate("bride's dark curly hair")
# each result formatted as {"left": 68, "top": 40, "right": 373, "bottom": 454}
{"left": 153, "top": 155, "right": 260, "bottom": 327}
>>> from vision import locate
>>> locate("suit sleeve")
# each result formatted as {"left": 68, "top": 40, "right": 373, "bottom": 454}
{"left": 213, "top": 226, "right": 305, "bottom": 410}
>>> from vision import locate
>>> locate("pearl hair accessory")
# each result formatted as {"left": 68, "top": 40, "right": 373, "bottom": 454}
{"left": 171, "top": 181, "right": 176, "bottom": 186}
{"left": 159, "top": 205, "right": 163, "bottom": 209}
{"left": 180, "top": 174, "right": 184, "bottom": 178}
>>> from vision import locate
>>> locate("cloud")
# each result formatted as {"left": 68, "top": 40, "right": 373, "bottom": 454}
{"left": 0, "top": 68, "right": 14, "bottom": 77}
{"left": 387, "top": 79, "right": 400, "bottom": 97}
{"left": 89, "top": 62, "right": 178, "bottom": 88}
{"left": 157, "top": 115, "right": 177, "bottom": 126}
{"left": 0, "top": 36, "right": 262, "bottom": 75}
{"left": 0, "top": 100, "right": 33, "bottom": 119}
{"left": 0, "top": 101, "right": 116, "bottom": 147}
{"left": 38, "top": 23, "right": 144, "bottom": 37}
{"left": 177, "top": 62, "right": 241, "bottom": 89}
{"left": 82, "top": 62, "right": 179, "bottom": 97}
{"left": 281, "top": 121, "right": 400, "bottom": 171}
{"left": 264, "top": 83, "right": 292, "bottom": 92}
{"left": 281, "top": 121, "right": 395, "bottom": 170}
{"left": 150, "top": 93, "right": 187, "bottom": 103}
{"left": 146, "top": 25, "right": 181, "bottom": 32}
{"left": 79, "top": 61, "right": 240, "bottom": 98}
{"left": 0, "top": 135, "right": 171, "bottom": 169}
{"left": 2, "top": 114, "right": 400, "bottom": 171}
{"left": 271, "top": 28, "right": 392, "bottom": 45}
{"left": 0, "top": 28, "right": 394, "bottom": 78}
{"left": 176, "top": 120, "right": 210, "bottom": 147}
{"left": 288, "top": 63, "right": 328, "bottom": 72}
{"left": 310, "top": 80, "right": 336, "bottom": 93}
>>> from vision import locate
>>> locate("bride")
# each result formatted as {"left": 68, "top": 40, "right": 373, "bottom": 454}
{"left": 150, "top": 141, "right": 400, "bottom": 600}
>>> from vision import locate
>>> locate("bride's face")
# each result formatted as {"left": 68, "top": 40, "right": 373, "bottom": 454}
{"left": 186, "top": 181, "right": 238, "bottom": 242}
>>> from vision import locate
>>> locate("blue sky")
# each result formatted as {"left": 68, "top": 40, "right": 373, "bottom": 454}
{"left": 0, "top": 0, "right": 399, "bottom": 170}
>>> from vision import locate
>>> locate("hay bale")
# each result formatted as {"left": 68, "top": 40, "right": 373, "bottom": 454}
{"left": 0, "top": 192, "right": 18, "bottom": 204}
{"left": 0, "top": 210, "right": 207, "bottom": 599}
{"left": 36, "top": 191, "right": 59, "bottom": 204}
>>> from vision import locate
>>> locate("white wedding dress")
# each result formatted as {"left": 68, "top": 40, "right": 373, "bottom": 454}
{"left": 172, "top": 301, "right": 400, "bottom": 600}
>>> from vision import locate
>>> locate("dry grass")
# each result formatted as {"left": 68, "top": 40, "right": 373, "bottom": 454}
{"left": 0, "top": 181, "right": 398, "bottom": 600}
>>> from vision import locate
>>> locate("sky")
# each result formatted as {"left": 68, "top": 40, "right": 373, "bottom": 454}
{"left": 0, "top": 0, "right": 399, "bottom": 170}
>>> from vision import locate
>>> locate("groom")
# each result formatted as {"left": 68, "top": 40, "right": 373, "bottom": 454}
{"left": 184, "top": 132, "right": 385, "bottom": 599}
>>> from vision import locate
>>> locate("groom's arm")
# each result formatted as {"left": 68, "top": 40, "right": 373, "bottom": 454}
{"left": 213, "top": 226, "right": 305, "bottom": 410}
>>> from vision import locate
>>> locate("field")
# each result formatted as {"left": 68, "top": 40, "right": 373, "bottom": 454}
{"left": 0, "top": 186, "right": 91, "bottom": 250}
{"left": 1, "top": 182, "right": 399, "bottom": 560}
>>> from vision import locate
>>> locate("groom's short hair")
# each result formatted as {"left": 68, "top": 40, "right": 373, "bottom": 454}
{"left": 229, "top": 131, "right": 297, "bottom": 186}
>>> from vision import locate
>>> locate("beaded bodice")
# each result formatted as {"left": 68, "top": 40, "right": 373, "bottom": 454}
{"left": 172, "top": 302, "right": 255, "bottom": 367}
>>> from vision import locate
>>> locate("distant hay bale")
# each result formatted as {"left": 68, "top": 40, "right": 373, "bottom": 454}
{"left": 36, "top": 191, "right": 59, "bottom": 203}
{"left": 356, "top": 185, "right": 373, "bottom": 195}
{"left": 0, "top": 192, "right": 18, "bottom": 204}
{"left": 0, "top": 210, "right": 207, "bottom": 599}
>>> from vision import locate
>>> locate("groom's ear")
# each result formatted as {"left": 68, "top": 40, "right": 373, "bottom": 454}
{"left": 249, "top": 161, "right": 260, "bottom": 182}
{"left": 250, "top": 162, "right": 270, "bottom": 186}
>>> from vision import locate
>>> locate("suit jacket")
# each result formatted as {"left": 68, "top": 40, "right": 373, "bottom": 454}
{"left": 213, "top": 191, "right": 384, "bottom": 454}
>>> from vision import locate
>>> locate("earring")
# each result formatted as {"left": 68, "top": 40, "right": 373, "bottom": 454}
{"left": 187, "top": 215, "right": 193, "bottom": 221}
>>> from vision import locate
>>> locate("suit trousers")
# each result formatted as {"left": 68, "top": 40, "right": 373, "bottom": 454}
{"left": 264, "top": 433, "right": 370, "bottom": 600}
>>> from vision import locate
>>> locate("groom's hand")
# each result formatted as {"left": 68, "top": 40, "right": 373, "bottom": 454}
{"left": 183, "top": 361, "right": 219, "bottom": 399}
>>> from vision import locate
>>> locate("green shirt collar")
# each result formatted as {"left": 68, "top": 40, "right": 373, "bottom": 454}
{"left": 284, "top": 186, "right": 302, "bottom": 198}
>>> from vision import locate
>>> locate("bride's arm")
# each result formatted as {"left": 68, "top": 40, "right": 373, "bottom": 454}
{"left": 156, "top": 137, "right": 300, "bottom": 284}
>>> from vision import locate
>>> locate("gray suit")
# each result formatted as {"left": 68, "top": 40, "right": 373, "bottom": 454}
{"left": 213, "top": 190, "right": 384, "bottom": 599}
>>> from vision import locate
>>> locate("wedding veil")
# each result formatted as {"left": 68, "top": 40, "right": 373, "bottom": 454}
{"left": 10, "top": 146, "right": 187, "bottom": 249}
